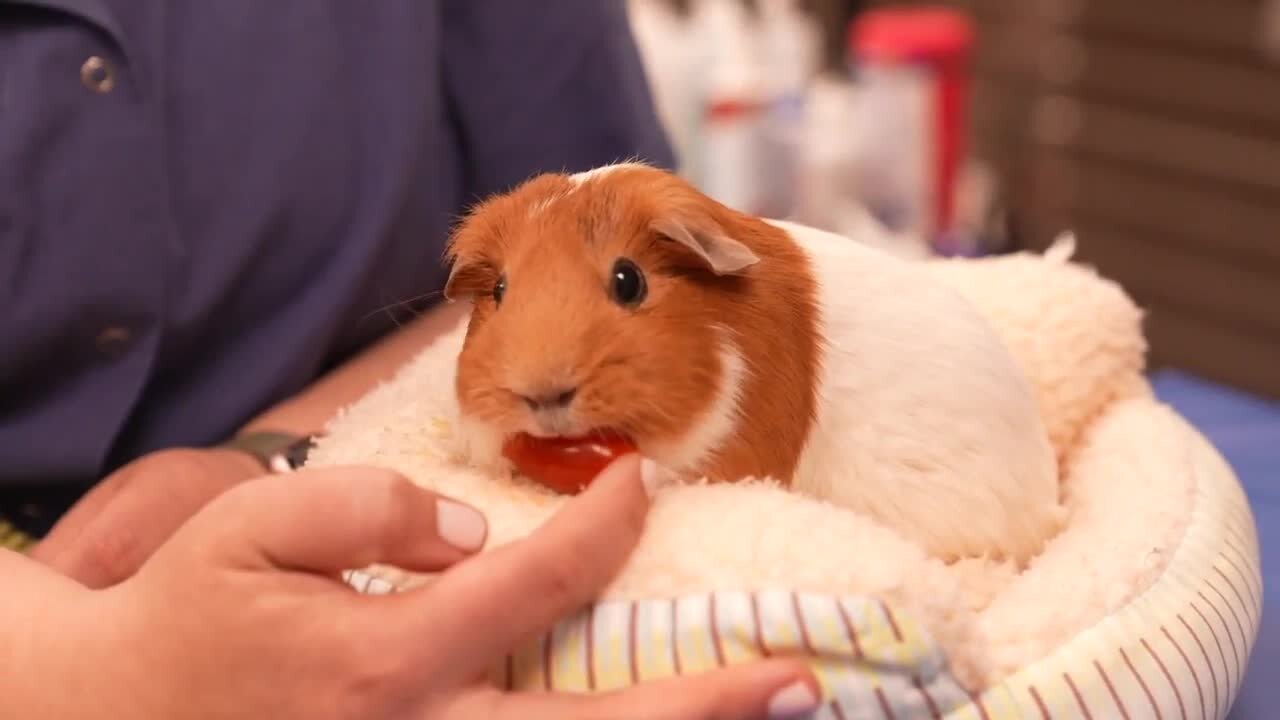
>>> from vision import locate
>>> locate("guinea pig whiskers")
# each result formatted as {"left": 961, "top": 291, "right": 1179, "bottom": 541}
{"left": 359, "top": 289, "right": 445, "bottom": 325}
{"left": 620, "top": 394, "right": 679, "bottom": 429}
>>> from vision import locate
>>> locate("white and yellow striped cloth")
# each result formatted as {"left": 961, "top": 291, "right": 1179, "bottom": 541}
{"left": 345, "top": 428, "right": 1262, "bottom": 720}
{"left": 0, "top": 518, "right": 35, "bottom": 553}
{"left": 341, "top": 573, "right": 976, "bottom": 719}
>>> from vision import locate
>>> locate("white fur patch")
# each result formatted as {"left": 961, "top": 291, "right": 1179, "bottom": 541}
{"left": 645, "top": 326, "right": 748, "bottom": 473}
{"left": 532, "top": 162, "right": 647, "bottom": 216}
{"left": 569, "top": 161, "right": 649, "bottom": 187}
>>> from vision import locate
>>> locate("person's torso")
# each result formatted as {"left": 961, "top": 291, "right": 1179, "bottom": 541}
{"left": 0, "top": 1, "right": 464, "bottom": 486}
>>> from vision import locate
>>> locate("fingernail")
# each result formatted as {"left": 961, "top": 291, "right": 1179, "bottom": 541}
{"left": 767, "top": 680, "right": 821, "bottom": 719}
{"left": 436, "top": 499, "right": 487, "bottom": 552}
{"left": 639, "top": 457, "right": 663, "bottom": 498}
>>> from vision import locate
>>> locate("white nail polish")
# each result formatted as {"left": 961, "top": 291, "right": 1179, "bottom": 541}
{"left": 767, "top": 681, "right": 820, "bottom": 718}
{"left": 639, "top": 457, "right": 663, "bottom": 498}
{"left": 436, "top": 499, "right": 487, "bottom": 552}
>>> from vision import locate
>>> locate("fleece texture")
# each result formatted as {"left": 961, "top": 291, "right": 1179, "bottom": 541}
{"left": 306, "top": 240, "right": 1206, "bottom": 691}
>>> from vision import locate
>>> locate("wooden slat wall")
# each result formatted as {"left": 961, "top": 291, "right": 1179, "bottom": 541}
{"left": 851, "top": 0, "right": 1280, "bottom": 398}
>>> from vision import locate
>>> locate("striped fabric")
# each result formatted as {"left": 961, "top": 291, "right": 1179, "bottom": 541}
{"left": 344, "top": 430, "right": 1262, "bottom": 719}
{"left": 344, "top": 568, "right": 973, "bottom": 719}
{"left": 953, "top": 431, "right": 1265, "bottom": 720}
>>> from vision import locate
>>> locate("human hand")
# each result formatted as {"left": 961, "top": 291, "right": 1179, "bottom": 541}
{"left": 19, "top": 456, "right": 820, "bottom": 719}
{"left": 30, "top": 446, "right": 266, "bottom": 588}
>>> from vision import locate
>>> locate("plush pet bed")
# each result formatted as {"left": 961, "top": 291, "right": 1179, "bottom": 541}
{"left": 310, "top": 241, "right": 1263, "bottom": 719}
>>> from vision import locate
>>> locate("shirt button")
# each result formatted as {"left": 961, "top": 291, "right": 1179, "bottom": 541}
{"left": 96, "top": 325, "right": 133, "bottom": 358}
{"left": 80, "top": 56, "right": 116, "bottom": 94}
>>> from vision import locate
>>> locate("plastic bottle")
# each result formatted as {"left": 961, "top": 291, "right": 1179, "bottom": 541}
{"left": 626, "top": 0, "right": 702, "bottom": 175}
{"left": 755, "top": 0, "right": 821, "bottom": 219}
{"left": 846, "top": 7, "right": 975, "bottom": 254}
{"left": 691, "top": 0, "right": 769, "bottom": 214}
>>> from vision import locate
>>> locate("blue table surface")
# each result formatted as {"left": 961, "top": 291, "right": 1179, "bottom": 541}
{"left": 1149, "top": 370, "right": 1277, "bottom": 719}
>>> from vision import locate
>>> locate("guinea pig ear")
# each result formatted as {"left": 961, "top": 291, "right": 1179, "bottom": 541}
{"left": 442, "top": 258, "right": 494, "bottom": 303}
{"left": 442, "top": 206, "right": 504, "bottom": 302}
{"left": 650, "top": 214, "right": 760, "bottom": 276}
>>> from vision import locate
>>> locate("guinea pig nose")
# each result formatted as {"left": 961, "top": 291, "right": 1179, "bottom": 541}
{"left": 522, "top": 386, "right": 578, "bottom": 410}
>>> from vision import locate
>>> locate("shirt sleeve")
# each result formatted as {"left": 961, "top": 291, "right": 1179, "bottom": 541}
{"left": 441, "top": 0, "right": 677, "bottom": 200}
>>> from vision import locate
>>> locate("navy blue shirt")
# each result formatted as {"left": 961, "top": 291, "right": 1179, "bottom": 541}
{"left": 0, "top": 1, "right": 674, "bottom": 498}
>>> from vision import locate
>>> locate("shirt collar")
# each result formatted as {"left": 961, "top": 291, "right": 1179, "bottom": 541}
{"left": 2, "top": 0, "right": 127, "bottom": 52}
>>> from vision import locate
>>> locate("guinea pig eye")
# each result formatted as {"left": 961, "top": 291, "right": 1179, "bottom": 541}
{"left": 609, "top": 258, "right": 647, "bottom": 307}
{"left": 492, "top": 275, "right": 506, "bottom": 305}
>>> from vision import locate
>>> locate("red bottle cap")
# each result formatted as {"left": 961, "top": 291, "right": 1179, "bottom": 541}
{"left": 849, "top": 7, "right": 975, "bottom": 64}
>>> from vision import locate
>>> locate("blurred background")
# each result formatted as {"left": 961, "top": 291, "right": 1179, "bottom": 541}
{"left": 624, "top": 0, "right": 1276, "bottom": 715}
{"left": 627, "top": 0, "right": 1280, "bottom": 401}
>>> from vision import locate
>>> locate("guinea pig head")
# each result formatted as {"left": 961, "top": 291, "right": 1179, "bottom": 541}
{"left": 442, "top": 165, "right": 773, "bottom": 476}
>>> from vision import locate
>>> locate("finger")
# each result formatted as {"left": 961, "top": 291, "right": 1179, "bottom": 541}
{"left": 448, "top": 658, "right": 822, "bottom": 720}
{"left": 29, "top": 469, "right": 136, "bottom": 567}
{"left": 0, "top": 547, "right": 90, "bottom": 608}
{"left": 386, "top": 453, "right": 654, "bottom": 682}
{"left": 188, "top": 466, "right": 488, "bottom": 576}
{"left": 37, "top": 450, "right": 261, "bottom": 588}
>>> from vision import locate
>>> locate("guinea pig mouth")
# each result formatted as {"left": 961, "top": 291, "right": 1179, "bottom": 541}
{"left": 524, "top": 410, "right": 578, "bottom": 439}
{"left": 515, "top": 426, "right": 632, "bottom": 444}
{"left": 524, "top": 406, "right": 626, "bottom": 442}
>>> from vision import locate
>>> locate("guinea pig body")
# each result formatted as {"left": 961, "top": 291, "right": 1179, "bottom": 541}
{"left": 768, "top": 216, "right": 1063, "bottom": 562}
{"left": 443, "top": 163, "right": 1062, "bottom": 563}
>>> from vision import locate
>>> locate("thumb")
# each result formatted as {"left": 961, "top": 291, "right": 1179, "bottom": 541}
{"left": 183, "top": 466, "right": 489, "bottom": 576}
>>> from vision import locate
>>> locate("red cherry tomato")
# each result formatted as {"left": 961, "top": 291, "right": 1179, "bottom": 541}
{"left": 502, "top": 431, "right": 637, "bottom": 494}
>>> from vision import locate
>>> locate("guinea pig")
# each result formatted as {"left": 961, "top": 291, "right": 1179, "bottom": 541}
{"left": 442, "top": 162, "right": 1063, "bottom": 564}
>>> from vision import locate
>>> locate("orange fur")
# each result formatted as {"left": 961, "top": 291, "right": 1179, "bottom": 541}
{"left": 447, "top": 165, "right": 821, "bottom": 483}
